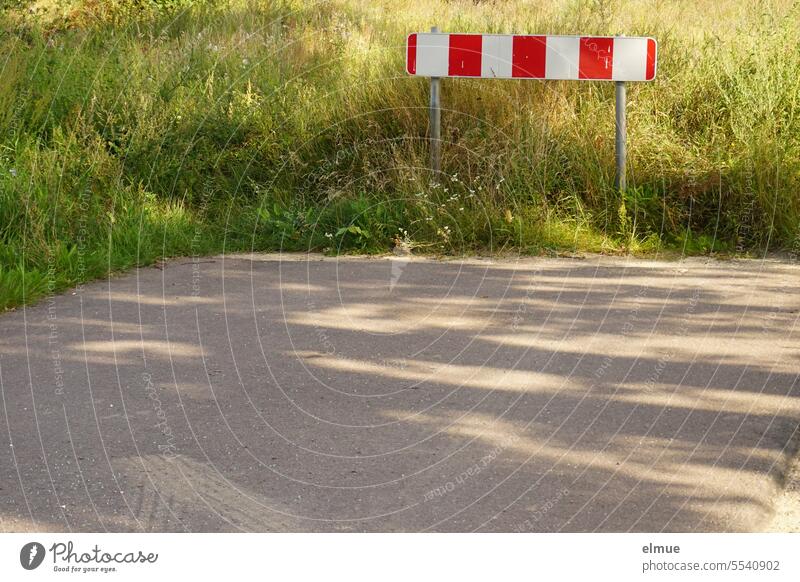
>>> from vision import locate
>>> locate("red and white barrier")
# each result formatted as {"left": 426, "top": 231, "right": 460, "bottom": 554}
{"left": 406, "top": 33, "right": 657, "bottom": 81}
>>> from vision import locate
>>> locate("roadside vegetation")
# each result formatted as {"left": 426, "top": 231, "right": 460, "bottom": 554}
{"left": 1, "top": 0, "right": 799, "bottom": 309}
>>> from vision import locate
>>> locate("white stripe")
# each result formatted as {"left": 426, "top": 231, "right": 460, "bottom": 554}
{"left": 481, "top": 35, "right": 513, "bottom": 79}
{"left": 414, "top": 33, "right": 450, "bottom": 77}
{"left": 545, "top": 36, "right": 580, "bottom": 80}
{"left": 612, "top": 37, "right": 648, "bottom": 81}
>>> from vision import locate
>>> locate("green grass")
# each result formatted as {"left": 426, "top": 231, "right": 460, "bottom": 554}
{"left": 1, "top": 0, "right": 799, "bottom": 309}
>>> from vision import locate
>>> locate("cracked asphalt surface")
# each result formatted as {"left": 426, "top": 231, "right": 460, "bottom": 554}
{"left": 1, "top": 253, "right": 798, "bottom": 532}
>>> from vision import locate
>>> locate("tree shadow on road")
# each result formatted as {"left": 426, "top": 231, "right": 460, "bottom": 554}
{"left": 0, "top": 255, "right": 798, "bottom": 532}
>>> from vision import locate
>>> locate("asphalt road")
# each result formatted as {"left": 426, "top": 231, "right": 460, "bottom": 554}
{"left": 1, "top": 253, "right": 798, "bottom": 532}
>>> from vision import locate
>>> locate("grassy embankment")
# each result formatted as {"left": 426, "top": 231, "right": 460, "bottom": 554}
{"left": 1, "top": 0, "right": 799, "bottom": 309}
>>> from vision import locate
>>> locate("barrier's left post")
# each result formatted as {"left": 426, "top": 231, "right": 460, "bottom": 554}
{"left": 429, "top": 26, "right": 441, "bottom": 177}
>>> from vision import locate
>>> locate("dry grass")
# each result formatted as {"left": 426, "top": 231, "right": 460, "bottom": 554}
{"left": 1, "top": 0, "right": 799, "bottom": 308}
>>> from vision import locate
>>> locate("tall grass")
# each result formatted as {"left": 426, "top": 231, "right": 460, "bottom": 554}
{"left": 1, "top": 0, "right": 799, "bottom": 309}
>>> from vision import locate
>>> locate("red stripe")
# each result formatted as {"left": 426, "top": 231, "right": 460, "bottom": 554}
{"left": 448, "top": 34, "right": 482, "bottom": 77}
{"left": 406, "top": 33, "right": 417, "bottom": 75}
{"left": 646, "top": 38, "right": 656, "bottom": 80}
{"left": 511, "top": 35, "right": 546, "bottom": 78}
{"left": 579, "top": 37, "right": 613, "bottom": 80}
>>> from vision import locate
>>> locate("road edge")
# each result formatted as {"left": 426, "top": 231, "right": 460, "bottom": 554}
{"left": 764, "top": 424, "right": 800, "bottom": 532}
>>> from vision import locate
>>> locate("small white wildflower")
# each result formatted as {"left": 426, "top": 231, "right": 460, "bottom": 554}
{"left": 9, "top": 168, "right": 17, "bottom": 177}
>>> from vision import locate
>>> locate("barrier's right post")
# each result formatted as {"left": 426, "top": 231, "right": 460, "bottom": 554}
{"left": 614, "top": 80, "right": 627, "bottom": 191}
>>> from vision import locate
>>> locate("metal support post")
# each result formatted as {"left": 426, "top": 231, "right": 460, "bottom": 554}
{"left": 429, "top": 26, "right": 441, "bottom": 176}
{"left": 614, "top": 80, "right": 627, "bottom": 191}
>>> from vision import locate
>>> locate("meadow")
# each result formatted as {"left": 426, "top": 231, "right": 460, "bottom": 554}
{"left": 1, "top": 0, "right": 798, "bottom": 308}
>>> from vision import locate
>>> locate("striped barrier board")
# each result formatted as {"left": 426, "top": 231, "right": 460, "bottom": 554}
{"left": 406, "top": 33, "right": 657, "bottom": 81}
